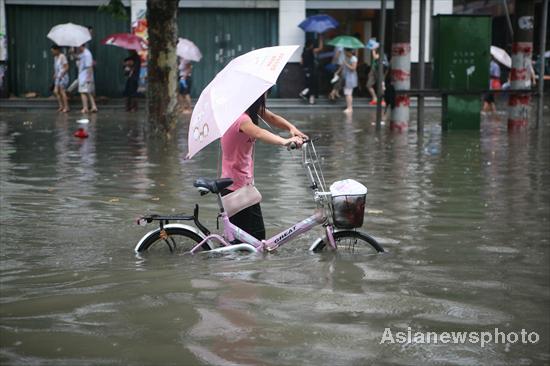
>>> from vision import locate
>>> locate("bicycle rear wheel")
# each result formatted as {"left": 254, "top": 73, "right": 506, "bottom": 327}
{"left": 314, "top": 230, "right": 384, "bottom": 254}
{"left": 136, "top": 227, "right": 211, "bottom": 254}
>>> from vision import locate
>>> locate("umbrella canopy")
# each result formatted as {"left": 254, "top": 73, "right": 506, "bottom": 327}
{"left": 327, "top": 36, "right": 364, "bottom": 49}
{"left": 47, "top": 23, "right": 91, "bottom": 47}
{"left": 298, "top": 14, "right": 339, "bottom": 33}
{"left": 176, "top": 38, "right": 202, "bottom": 62}
{"left": 490, "top": 46, "right": 511, "bottom": 68}
{"left": 187, "top": 45, "right": 299, "bottom": 159}
{"left": 101, "top": 33, "right": 147, "bottom": 51}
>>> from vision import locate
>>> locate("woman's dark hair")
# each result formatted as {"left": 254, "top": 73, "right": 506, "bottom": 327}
{"left": 246, "top": 93, "right": 266, "bottom": 125}
{"left": 51, "top": 44, "right": 61, "bottom": 51}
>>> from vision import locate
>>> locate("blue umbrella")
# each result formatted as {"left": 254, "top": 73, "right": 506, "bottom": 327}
{"left": 298, "top": 14, "right": 339, "bottom": 33}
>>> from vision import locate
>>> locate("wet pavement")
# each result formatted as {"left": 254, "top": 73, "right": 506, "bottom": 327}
{"left": 0, "top": 106, "right": 549, "bottom": 365}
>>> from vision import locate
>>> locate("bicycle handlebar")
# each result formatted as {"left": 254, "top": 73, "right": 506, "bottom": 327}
{"left": 287, "top": 138, "right": 312, "bottom": 151}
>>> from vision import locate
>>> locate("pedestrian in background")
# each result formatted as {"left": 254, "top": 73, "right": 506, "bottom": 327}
{"left": 50, "top": 45, "right": 70, "bottom": 112}
{"left": 342, "top": 48, "right": 358, "bottom": 114}
{"left": 178, "top": 58, "right": 193, "bottom": 114}
{"left": 123, "top": 50, "right": 141, "bottom": 112}
{"left": 366, "top": 38, "right": 386, "bottom": 106}
{"left": 482, "top": 57, "right": 501, "bottom": 113}
{"left": 328, "top": 45, "right": 344, "bottom": 100}
{"left": 299, "top": 35, "right": 323, "bottom": 105}
{"left": 67, "top": 47, "right": 79, "bottom": 95}
{"left": 77, "top": 44, "right": 97, "bottom": 113}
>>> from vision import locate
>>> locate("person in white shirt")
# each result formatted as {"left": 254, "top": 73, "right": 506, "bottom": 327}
{"left": 77, "top": 44, "right": 97, "bottom": 113}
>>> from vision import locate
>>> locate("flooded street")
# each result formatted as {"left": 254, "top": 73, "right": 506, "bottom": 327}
{"left": 1, "top": 107, "right": 549, "bottom": 365}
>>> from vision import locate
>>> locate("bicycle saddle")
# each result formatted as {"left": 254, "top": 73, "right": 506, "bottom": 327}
{"left": 194, "top": 177, "right": 233, "bottom": 194}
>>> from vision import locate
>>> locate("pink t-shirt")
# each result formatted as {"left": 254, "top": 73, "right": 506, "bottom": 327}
{"left": 221, "top": 113, "right": 255, "bottom": 191}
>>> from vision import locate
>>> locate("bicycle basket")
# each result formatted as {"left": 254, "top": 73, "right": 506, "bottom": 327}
{"left": 330, "top": 179, "right": 367, "bottom": 229}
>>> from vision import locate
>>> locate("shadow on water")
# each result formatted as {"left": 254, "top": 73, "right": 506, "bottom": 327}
{"left": 0, "top": 107, "right": 549, "bottom": 365}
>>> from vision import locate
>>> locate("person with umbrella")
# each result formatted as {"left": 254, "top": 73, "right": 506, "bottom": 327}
{"left": 50, "top": 45, "right": 70, "bottom": 113}
{"left": 77, "top": 44, "right": 97, "bottom": 113}
{"left": 482, "top": 56, "right": 502, "bottom": 113}
{"left": 342, "top": 48, "right": 358, "bottom": 114}
{"left": 326, "top": 35, "right": 364, "bottom": 112}
{"left": 299, "top": 36, "right": 323, "bottom": 105}
{"left": 46, "top": 23, "right": 92, "bottom": 101}
{"left": 297, "top": 15, "right": 338, "bottom": 105}
{"left": 365, "top": 38, "right": 386, "bottom": 106}
{"left": 178, "top": 58, "right": 193, "bottom": 114}
{"left": 176, "top": 38, "right": 202, "bottom": 114}
{"left": 187, "top": 45, "right": 307, "bottom": 240}
{"left": 123, "top": 50, "right": 141, "bottom": 111}
{"left": 220, "top": 92, "right": 307, "bottom": 240}
{"left": 101, "top": 32, "right": 147, "bottom": 111}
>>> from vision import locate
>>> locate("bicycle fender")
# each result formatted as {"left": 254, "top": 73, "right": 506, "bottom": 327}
{"left": 134, "top": 223, "right": 206, "bottom": 253}
{"left": 309, "top": 229, "right": 345, "bottom": 251}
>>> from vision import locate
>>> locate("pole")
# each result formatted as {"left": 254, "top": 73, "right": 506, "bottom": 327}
{"left": 508, "top": 0, "right": 535, "bottom": 130}
{"left": 390, "top": 0, "right": 412, "bottom": 132}
{"left": 376, "top": 0, "right": 387, "bottom": 130}
{"left": 417, "top": 0, "right": 426, "bottom": 134}
{"left": 429, "top": 0, "right": 434, "bottom": 61}
{"left": 537, "top": 0, "right": 548, "bottom": 128}
{"left": 503, "top": 0, "right": 514, "bottom": 38}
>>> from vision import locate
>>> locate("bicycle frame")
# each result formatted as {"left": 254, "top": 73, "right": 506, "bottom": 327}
{"left": 136, "top": 141, "right": 344, "bottom": 254}
{"left": 189, "top": 207, "right": 332, "bottom": 254}
{"left": 188, "top": 141, "right": 340, "bottom": 254}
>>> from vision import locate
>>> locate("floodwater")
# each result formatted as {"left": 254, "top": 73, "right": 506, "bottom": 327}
{"left": 1, "top": 106, "right": 549, "bottom": 365}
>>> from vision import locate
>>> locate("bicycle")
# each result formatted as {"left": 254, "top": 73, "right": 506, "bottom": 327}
{"left": 134, "top": 140, "right": 385, "bottom": 255}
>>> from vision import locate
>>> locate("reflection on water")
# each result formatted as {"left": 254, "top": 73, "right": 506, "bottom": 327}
{"left": 0, "top": 108, "right": 549, "bottom": 365}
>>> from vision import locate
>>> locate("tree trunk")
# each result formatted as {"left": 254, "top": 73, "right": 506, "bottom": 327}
{"left": 146, "top": 0, "right": 178, "bottom": 137}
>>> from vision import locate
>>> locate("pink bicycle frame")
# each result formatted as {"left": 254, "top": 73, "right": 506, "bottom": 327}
{"left": 189, "top": 207, "right": 335, "bottom": 254}
{"left": 188, "top": 141, "right": 341, "bottom": 254}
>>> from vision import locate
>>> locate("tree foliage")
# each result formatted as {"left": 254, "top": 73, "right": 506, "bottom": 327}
{"left": 98, "top": 0, "right": 128, "bottom": 21}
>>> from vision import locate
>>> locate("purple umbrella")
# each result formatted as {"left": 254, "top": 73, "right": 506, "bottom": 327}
{"left": 298, "top": 14, "right": 339, "bottom": 34}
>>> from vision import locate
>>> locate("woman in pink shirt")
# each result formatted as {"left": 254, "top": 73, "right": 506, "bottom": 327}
{"left": 221, "top": 93, "right": 307, "bottom": 240}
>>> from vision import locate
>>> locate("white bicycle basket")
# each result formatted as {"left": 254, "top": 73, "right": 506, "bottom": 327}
{"left": 330, "top": 179, "right": 367, "bottom": 229}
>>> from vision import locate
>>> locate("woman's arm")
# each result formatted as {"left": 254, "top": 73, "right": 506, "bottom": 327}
{"left": 343, "top": 58, "right": 357, "bottom": 71}
{"left": 313, "top": 35, "right": 324, "bottom": 54}
{"left": 261, "top": 108, "right": 308, "bottom": 139}
{"left": 240, "top": 119, "right": 304, "bottom": 147}
{"left": 60, "top": 55, "right": 68, "bottom": 77}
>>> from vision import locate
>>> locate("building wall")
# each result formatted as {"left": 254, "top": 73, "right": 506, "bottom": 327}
{"left": 4, "top": 0, "right": 455, "bottom": 98}
{"left": 6, "top": 4, "right": 129, "bottom": 97}
{"left": 178, "top": 7, "right": 278, "bottom": 97}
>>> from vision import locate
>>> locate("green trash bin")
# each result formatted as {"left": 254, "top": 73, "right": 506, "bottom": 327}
{"left": 433, "top": 15, "right": 491, "bottom": 130}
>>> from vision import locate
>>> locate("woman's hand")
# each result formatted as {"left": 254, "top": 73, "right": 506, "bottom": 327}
{"left": 284, "top": 135, "right": 305, "bottom": 148}
{"left": 289, "top": 126, "right": 308, "bottom": 140}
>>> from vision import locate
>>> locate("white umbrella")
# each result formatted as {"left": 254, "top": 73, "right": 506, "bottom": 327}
{"left": 187, "top": 45, "right": 299, "bottom": 159}
{"left": 177, "top": 38, "right": 202, "bottom": 62}
{"left": 47, "top": 23, "right": 91, "bottom": 47}
{"left": 490, "top": 46, "right": 512, "bottom": 69}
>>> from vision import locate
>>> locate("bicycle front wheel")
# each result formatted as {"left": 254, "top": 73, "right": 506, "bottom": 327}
{"left": 315, "top": 230, "right": 384, "bottom": 254}
{"left": 136, "top": 227, "right": 211, "bottom": 254}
